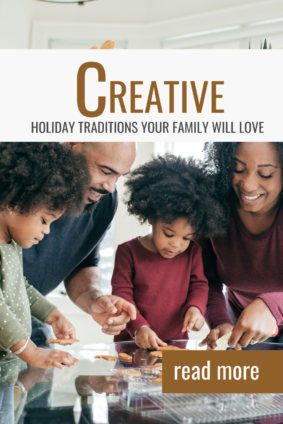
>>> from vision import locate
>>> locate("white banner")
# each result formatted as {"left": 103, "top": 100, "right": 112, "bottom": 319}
{"left": 0, "top": 50, "right": 282, "bottom": 141}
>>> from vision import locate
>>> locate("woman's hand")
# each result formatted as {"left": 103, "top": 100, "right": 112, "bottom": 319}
{"left": 46, "top": 309, "right": 76, "bottom": 341}
{"left": 135, "top": 327, "right": 167, "bottom": 350}
{"left": 182, "top": 306, "right": 205, "bottom": 333}
{"left": 199, "top": 323, "right": 236, "bottom": 350}
{"left": 228, "top": 298, "right": 276, "bottom": 348}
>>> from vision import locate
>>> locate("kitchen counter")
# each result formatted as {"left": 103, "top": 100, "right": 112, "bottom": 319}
{"left": 1, "top": 340, "right": 283, "bottom": 424}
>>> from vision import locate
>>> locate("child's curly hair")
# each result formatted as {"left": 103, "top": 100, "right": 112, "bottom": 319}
{"left": 124, "top": 153, "right": 229, "bottom": 238}
{"left": 0, "top": 143, "right": 89, "bottom": 215}
{"left": 204, "top": 142, "right": 283, "bottom": 201}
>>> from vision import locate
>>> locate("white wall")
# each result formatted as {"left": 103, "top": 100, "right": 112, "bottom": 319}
{"left": 0, "top": 0, "right": 33, "bottom": 48}
{"left": 1, "top": 0, "right": 283, "bottom": 49}
{"left": 114, "top": 142, "right": 154, "bottom": 250}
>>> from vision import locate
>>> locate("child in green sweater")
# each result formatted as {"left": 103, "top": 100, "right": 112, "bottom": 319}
{"left": 0, "top": 143, "right": 89, "bottom": 369}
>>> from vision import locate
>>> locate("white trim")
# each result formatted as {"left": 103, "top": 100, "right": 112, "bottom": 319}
{"left": 162, "top": 20, "right": 283, "bottom": 49}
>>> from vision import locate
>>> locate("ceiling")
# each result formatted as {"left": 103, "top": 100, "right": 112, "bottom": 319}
{"left": 32, "top": 0, "right": 281, "bottom": 24}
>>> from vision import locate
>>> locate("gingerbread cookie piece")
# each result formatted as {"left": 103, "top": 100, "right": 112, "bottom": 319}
{"left": 46, "top": 338, "right": 79, "bottom": 345}
{"left": 158, "top": 346, "right": 180, "bottom": 351}
{"left": 154, "top": 378, "right": 162, "bottom": 384}
{"left": 94, "top": 355, "right": 117, "bottom": 361}
{"left": 74, "top": 358, "right": 79, "bottom": 363}
{"left": 123, "top": 369, "right": 141, "bottom": 377}
{"left": 150, "top": 351, "right": 162, "bottom": 358}
{"left": 118, "top": 353, "right": 132, "bottom": 362}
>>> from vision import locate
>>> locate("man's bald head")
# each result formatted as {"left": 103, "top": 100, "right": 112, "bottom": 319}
{"left": 66, "top": 142, "right": 136, "bottom": 212}
{"left": 82, "top": 142, "right": 136, "bottom": 172}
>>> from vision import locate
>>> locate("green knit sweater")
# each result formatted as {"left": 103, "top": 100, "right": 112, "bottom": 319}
{"left": 0, "top": 240, "right": 57, "bottom": 361}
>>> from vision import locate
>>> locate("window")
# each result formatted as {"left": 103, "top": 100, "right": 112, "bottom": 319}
{"left": 161, "top": 18, "right": 283, "bottom": 49}
{"left": 99, "top": 223, "right": 115, "bottom": 292}
{"left": 49, "top": 39, "right": 127, "bottom": 49}
{"left": 154, "top": 142, "right": 204, "bottom": 161}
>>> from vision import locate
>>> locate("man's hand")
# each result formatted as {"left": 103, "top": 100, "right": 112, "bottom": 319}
{"left": 199, "top": 323, "right": 236, "bottom": 350}
{"left": 91, "top": 295, "right": 136, "bottom": 336}
{"left": 182, "top": 306, "right": 205, "bottom": 333}
{"left": 228, "top": 298, "right": 276, "bottom": 348}
{"left": 135, "top": 327, "right": 167, "bottom": 350}
{"left": 46, "top": 309, "right": 76, "bottom": 341}
{"left": 65, "top": 268, "right": 136, "bottom": 336}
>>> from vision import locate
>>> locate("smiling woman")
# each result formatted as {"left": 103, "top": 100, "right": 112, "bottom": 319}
{"left": 232, "top": 143, "right": 282, "bottom": 234}
{"left": 199, "top": 142, "right": 283, "bottom": 351}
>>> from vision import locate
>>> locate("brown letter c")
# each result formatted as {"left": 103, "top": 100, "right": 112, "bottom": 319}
{"left": 77, "top": 62, "right": 106, "bottom": 118}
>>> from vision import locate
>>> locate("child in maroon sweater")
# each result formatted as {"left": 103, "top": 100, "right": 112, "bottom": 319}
{"left": 112, "top": 154, "right": 227, "bottom": 349}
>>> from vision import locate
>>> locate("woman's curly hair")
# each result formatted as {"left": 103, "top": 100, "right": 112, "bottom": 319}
{"left": 0, "top": 143, "right": 90, "bottom": 215}
{"left": 204, "top": 142, "right": 283, "bottom": 202}
{"left": 124, "top": 153, "right": 229, "bottom": 238}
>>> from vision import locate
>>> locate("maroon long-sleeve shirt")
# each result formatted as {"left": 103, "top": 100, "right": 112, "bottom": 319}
{"left": 199, "top": 205, "right": 283, "bottom": 334}
{"left": 111, "top": 237, "right": 208, "bottom": 342}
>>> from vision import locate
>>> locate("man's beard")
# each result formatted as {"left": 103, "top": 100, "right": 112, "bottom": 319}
{"left": 84, "top": 187, "right": 109, "bottom": 214}
{"left": 84, "top": 200, "right": 100, "bottom": 214}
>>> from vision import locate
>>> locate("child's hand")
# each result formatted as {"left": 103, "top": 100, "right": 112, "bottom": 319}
{"left": 135, "top": 327, "right": 167, "bottom": 350}
{"left": 182, "top": 306, "right": 205, "bottom": 333}
{"left": 46, "top": 309, "right": 76, "bottom": 341}
{"left": 11, "top": 338, "right": 77, "bottom": 370}
{"left": 27, "top": 347, "right": 77, "bottom": 370}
